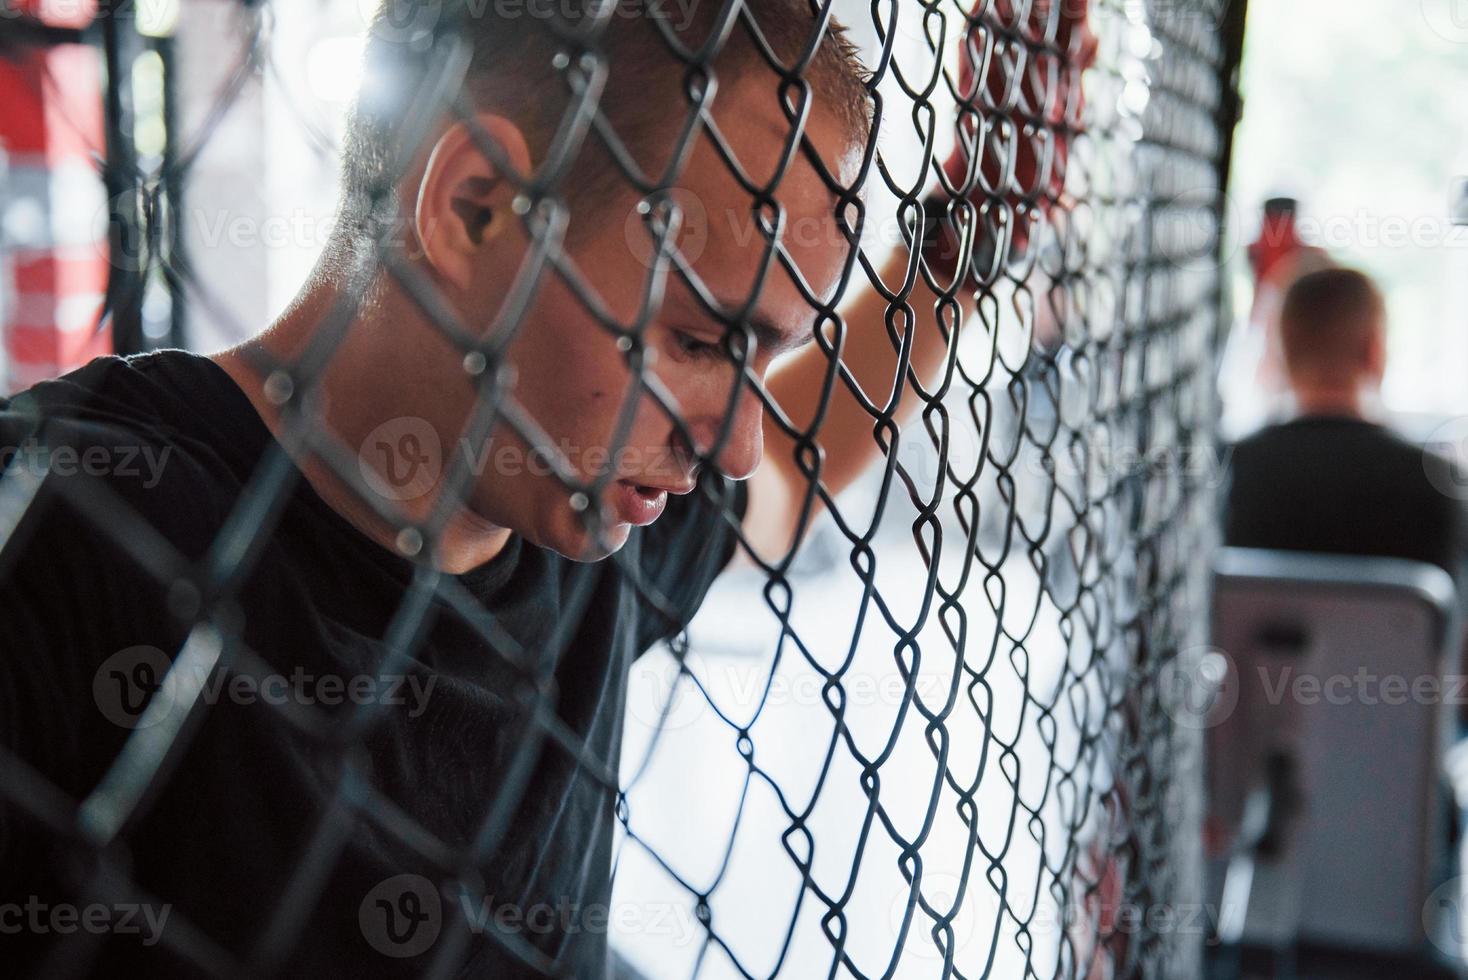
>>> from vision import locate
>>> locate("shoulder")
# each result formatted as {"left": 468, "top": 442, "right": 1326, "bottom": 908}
{"left": 1226, "top": 422, "right": 1297, "bottom": 470}
{"left": 1232, "top": 417, "right": 1409, "bottom": 458}
{"left": 1347, "top": 422, "right": 1442, "bottom": 490}
{"left": 0, "top": 353, "right": 242, "bottom": 576}
{"left": 0, "top": 357, "right": 234, "bottom": 784}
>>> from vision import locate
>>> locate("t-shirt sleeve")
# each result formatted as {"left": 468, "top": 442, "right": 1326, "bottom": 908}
{"left": 631, "top": 471, "right": 749, "bottom": 653}
{"left": 0, "top": 415, "right": 183, "bottom": 897}
{"left": 0, "top": 377, "right": 227, "bottom": 875}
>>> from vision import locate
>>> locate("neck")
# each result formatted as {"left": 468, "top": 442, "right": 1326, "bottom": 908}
{"left": 210, "top": 280, "right": 513, "bottom": 575}
{"left": 1292, "top": 383, "right": 1368, "bottom": 420}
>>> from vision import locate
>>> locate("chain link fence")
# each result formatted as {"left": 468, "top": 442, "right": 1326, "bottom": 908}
{"left": 0, "top": 0, "right": 1239, "bottom": 975}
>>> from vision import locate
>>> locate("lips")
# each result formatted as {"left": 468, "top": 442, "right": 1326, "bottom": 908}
{"left": 609, "top": 480, "right": 673, "bottom": 527}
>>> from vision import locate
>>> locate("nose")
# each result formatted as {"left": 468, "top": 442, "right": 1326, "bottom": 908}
{"left": 675, "top": 375, "right": 765, "bottom": 483}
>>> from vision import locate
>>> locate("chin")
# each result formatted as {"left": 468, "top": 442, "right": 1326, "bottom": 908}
{"left": 550, "top": 515, "right": 632, "bottom": 563}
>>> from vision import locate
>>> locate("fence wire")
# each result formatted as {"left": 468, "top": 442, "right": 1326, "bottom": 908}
{"left": 0, "top": 0, "right": 1236, "bottom": 976}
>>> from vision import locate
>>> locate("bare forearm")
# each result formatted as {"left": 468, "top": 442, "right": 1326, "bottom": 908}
{"left": 748, "top": 252, "right": 974, "bottom": 555}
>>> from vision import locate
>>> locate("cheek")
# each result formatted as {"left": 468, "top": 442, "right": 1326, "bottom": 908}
{"left": 509, "top": 293, "right": 626, "bottom": 425}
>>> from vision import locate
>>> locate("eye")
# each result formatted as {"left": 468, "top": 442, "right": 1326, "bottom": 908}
{"left": 671, "top": 330, "right": 730, "bottom": 364}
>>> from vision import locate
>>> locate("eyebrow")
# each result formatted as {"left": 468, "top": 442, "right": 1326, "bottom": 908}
{"left": 716, "top": 306, "right": 816, "bottom": 359}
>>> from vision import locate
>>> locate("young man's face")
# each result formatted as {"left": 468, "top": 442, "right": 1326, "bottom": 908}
{"left": 460, "top": 82, "right": 857, "bottom": 561}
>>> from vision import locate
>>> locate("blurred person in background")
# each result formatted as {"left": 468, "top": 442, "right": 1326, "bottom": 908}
{"left": 1223, "top": 266, "right": 1463, "bottom": 578}
{"left": 1219, "top": 197, "right": 1334, "bottom": 437}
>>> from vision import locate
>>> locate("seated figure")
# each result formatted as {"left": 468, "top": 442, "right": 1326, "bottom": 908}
{"left": 1223, "top": 267, "right": 1463, "bottom": 578}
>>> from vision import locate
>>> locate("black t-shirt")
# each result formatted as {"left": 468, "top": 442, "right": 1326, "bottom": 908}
{"left": 0, "top": 350, "right": 747, "bottom": 977}
{"left": 1223, "top": 415, "right": 1462, "bottom": 577}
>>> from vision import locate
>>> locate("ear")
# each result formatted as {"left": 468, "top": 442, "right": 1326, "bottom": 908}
{"left": 412, "top": 115, "right": 532, "bottom": 291}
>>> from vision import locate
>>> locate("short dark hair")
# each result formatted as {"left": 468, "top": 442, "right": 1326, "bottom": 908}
{"left": 332, "top": 0, "right": 871, "bottom": 266}
{"left": 1279, "top": 267, "right": 1385, "bottom": 386}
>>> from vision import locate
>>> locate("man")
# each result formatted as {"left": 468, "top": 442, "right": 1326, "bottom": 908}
{"left": 1224, "top": 267, "right": 1462, "bottom": 577}
{"left": 0, "top": 0, "right": 1095, "bottom": 975}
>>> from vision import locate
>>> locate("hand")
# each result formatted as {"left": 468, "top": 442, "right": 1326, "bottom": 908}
{"left": 926, "top": 0, "right": 1098, "bottom": 283}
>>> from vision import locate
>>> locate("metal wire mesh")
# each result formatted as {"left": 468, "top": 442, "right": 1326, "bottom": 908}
{"left": 0, "top": 0, "right": 1237, "bottom": 976}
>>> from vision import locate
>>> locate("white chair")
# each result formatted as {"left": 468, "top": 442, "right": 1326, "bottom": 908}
{"left": 1207, "top": 547, "right": 1461, "bottom": 964}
